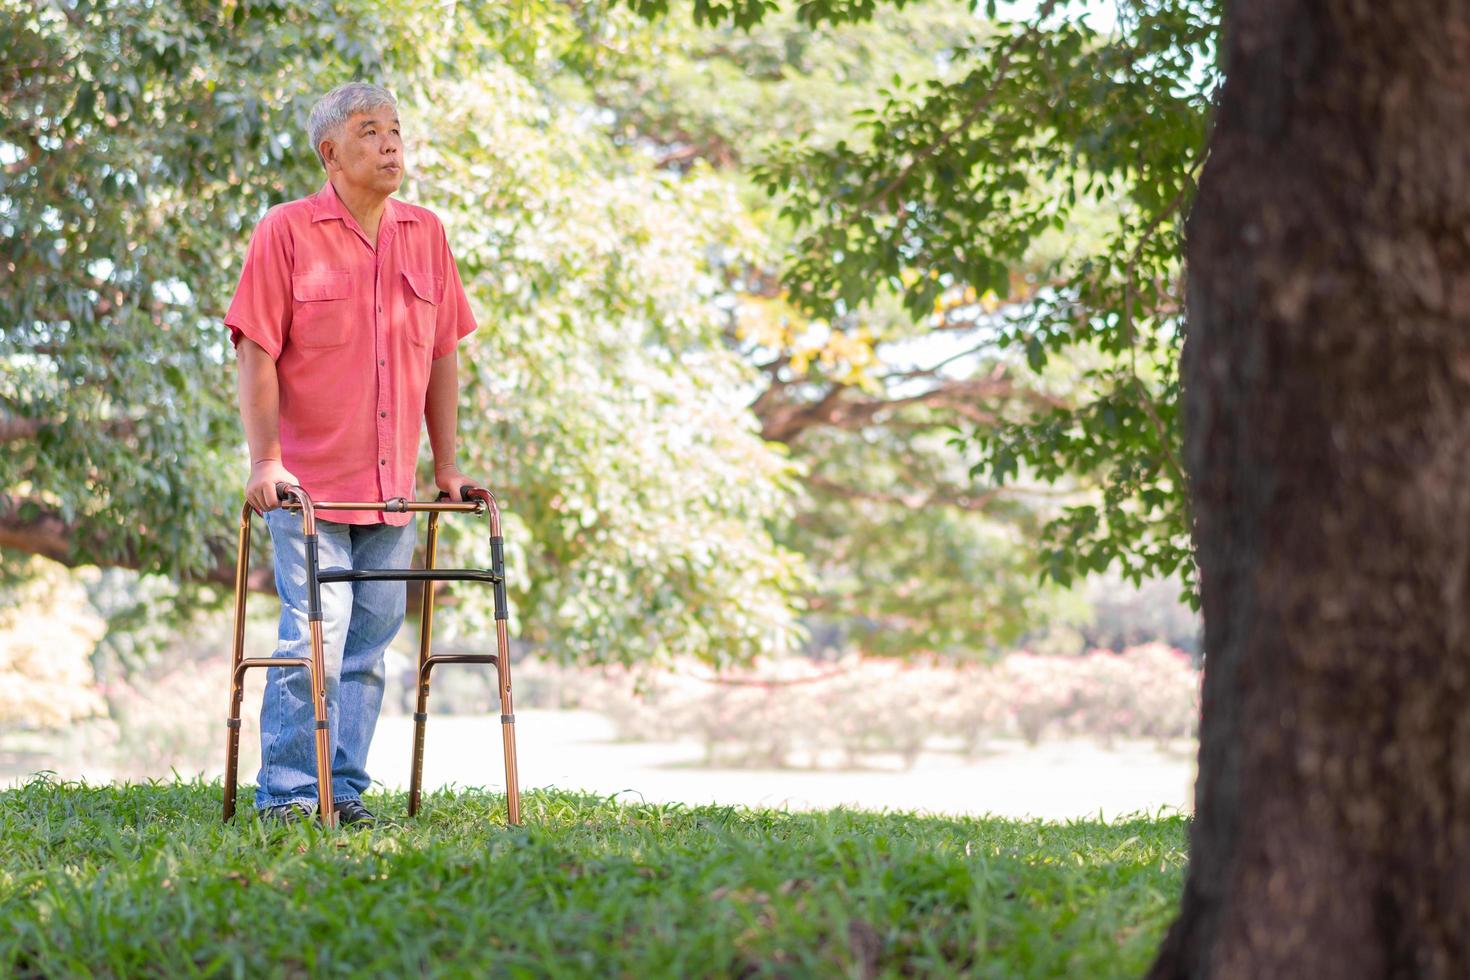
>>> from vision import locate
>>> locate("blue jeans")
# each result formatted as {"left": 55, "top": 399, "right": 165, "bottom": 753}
{"left": 254, "top": 509, "right": 417, "bottom": 810}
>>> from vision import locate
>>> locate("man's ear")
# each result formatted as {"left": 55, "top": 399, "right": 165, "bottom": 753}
{"left": 319, "top": 139, "right": 337, "bottom": 171}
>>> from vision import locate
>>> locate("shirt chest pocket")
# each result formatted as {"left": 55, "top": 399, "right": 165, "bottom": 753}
{"left": 402, "top": 270, "right": 443, "bottom": 348}
{"left": 290, "top": 269, "right": 352, "bottom": 348}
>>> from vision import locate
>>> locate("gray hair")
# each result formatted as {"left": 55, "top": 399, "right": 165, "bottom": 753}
{"left": 307, "top": 82, "right": 398, "bottom": 168}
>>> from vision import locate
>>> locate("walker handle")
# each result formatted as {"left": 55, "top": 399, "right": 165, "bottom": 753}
{"left": 436, "top": 486, "right": 487, "bottom": 503}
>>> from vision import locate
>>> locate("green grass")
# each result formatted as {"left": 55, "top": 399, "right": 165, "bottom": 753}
{"left": 0, "top": 779, "right": 1186, "bottom": 978}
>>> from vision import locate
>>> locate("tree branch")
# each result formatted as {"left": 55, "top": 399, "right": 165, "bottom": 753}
{"left": 754, "top": 368, "right": 1062, "bottom": 444}
{"left": 0, "top": 496, "right": 274, "bottom": 593}
{"left": 0, "top": 416, "right": 139, "bottom": 444}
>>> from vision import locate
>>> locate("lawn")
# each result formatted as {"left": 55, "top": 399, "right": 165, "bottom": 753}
{"left": 0, "top": 779, "right": 1187, "bottom": 977}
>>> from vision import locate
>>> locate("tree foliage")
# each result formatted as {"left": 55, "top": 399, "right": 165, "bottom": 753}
{"left": 567, "top": 1, "right": 1096, "bottom": 654}
{"left": 612, "top": 0, "right": 1220, "bottom": 594}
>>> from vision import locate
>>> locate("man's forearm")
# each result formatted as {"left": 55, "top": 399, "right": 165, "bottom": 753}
{"left": 425, "top": 349, "right": 461, "bottom": 470}
{"left": 237, "top": 338, "right": 283, "bottom": 463}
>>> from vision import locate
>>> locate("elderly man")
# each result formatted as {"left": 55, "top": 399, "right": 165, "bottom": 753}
{"left": 224, "top": 82, "right": 479, "bottom": 826}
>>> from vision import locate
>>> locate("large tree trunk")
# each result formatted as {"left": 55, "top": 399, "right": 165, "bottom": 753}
{"left": 1150, "top": 2, "right": 1470, "bottom": 975}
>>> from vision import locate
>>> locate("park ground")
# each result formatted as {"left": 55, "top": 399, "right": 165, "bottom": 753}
{"left": 376, "top": 710, "right": 1197, "bottom": 822}
{"left": 0, "top": 780, "right": 1187, "bottom": 977}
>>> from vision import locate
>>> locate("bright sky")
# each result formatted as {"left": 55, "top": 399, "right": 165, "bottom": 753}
{"left": 1001, "top": 0, "right": 1120, "bottom": 32}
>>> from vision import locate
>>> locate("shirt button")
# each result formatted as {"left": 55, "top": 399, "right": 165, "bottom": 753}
{"left": 379, "top": 359, "right": 386, "bottom": 366}
{"left": 377, "top": 306, "right": 382, "bottom": 312}
{"left": 380, "top": 411, "right": 387, "bottom": 418}
{"left": 379, "top": 459, "right": 386, "bottom": 466}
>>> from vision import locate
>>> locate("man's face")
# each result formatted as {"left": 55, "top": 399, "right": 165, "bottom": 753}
{"left": 321, "top": 109, "right": 404, "bottom": 197}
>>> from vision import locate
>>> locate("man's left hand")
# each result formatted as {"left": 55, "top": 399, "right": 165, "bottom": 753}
{"left": 434, "top": 464, "right": 479, "bottom": 502}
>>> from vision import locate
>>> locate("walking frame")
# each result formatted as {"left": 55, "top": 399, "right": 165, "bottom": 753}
{"left": 222, "top": 483, "right": 521, "bottom": 828}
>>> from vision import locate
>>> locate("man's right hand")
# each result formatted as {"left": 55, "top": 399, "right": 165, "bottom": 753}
{"left": 246, "top": 459, "right": 299, "bottom": 514}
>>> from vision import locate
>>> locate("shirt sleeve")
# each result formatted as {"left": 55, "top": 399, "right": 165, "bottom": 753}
{"left": 431, "top": 223, "right": 478, "bottom": 361}
{"left": 224, "top": 209, "right": 293, "bottom": 361}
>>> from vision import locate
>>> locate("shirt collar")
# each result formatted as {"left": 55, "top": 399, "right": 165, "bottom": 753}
{"left": 309, "top": 181, "right": 420, "bottom": 224}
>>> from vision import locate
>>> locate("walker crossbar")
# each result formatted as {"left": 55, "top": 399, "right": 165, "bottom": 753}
{"left": 222, "top": 484, "right": 522, "bottom": 828}
{"left": 318, "top": 568, "right": 502, "bottom": 584}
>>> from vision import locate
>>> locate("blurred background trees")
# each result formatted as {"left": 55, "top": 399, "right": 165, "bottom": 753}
{"left": 2, "top": 0, "right": 1208, "bottom": 721}
{"left": 581, "top": 0, "right": 1216, "bottom": 655}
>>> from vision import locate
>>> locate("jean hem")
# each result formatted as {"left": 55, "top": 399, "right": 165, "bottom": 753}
{"left": 253, "top": 795, "right": 319, "bottom": 811}
{"left": 255, "top": 792, "right": 365, "bottom": 809}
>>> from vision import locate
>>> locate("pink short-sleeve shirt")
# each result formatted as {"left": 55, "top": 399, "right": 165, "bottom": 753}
{"left": 224, "top": 182, "right": 477, "bottom": 525}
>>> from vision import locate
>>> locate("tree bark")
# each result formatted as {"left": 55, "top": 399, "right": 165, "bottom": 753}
{"left": 1152, "top": 2, "right": 1470, "bottom": 975}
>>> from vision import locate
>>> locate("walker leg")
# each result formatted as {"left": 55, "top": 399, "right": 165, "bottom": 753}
{"left": 304, "top": 527, "right": 335, "bottom": 827}
{"left": 222, "top": 505, "right": 253, "bottom": 822}
{"left": 489, "top": 528, "right": 521, "bottom": 826}
{"left": 307, "top": 621, "right": 334, "bottom": 826}
{"left": 496, "top": 621, "right": 521, "bottom": 826}
{"left": 408, "top": 513, "right": 441, "bottom": 817}
{"left": 222, "top": 488, "right": 334, "bottom": 827}
{"left": 409, "top": 665, "right": 432, "bottom": 817}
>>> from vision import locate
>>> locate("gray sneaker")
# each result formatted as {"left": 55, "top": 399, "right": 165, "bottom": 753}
{"left": 334, "top": 799, "right": 376, "bottom": 828}
{"left": 261, "top": 802, "right": 315, "bottom": 826}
